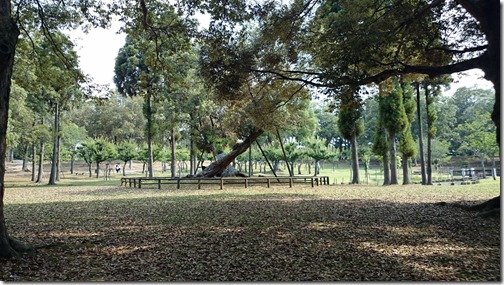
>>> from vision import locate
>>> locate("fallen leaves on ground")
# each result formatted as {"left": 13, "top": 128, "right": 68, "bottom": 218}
{"left": 0, "top": 182, "right": 500, "bottom": 281}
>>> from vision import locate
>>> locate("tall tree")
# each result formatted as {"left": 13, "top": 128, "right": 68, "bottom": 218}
{"left": 336, "top": 87, "right": 364, "bottom": 184}
{"left": 379, "top": 80, "right": 408, "bottom": 185}
{"left": 398, "top": 82, "right": 417, "bottom": 185}
{"left": 372, "top": 97, "right": 390, "bottom": 185}
{"left": 114, "top": 35, "right": 160, "bottom": 178}
{"left": 114, "top": 1, "right": 193, "bottom": 178}
{"left": 422, "top": 78, "right": 448, "bottom": 184}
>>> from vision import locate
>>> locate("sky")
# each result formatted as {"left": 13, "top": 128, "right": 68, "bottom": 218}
{"left": 69, "top": 23, "right": 494, "bottom": 97}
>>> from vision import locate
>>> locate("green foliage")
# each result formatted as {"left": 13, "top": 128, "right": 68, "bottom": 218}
{"left": 137, "top": 144, "right": 163, "bottom": 163}
{"left": 77, "top": 138, "right": 117, "bottom": 165}
{"left": 371, "top": 125, "right": 388, "bottom": 158}
{"left": 379, "top": 82, "right": 408, "bottom": 136}
{"left": 117, "top": 141, "right": 138, "bottom": 163}
{"left": 456, "top": 112, "right": 499, "bottom": 159}
{"left": 303, "top": 137, "right": 336, "bottom": 162}
{"left": 398, "top": 125, "right": 416, "bottom": 158}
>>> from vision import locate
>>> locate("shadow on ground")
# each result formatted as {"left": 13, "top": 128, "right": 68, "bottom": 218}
{"left": 1, "top": 193, "right": 500, "bottom": 281}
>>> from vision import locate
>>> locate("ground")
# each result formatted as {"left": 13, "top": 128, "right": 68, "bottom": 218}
{"left": 0, "top": 160, "right": 500, "bottom": 281}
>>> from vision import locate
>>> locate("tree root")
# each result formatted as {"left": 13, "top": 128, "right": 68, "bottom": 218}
{"left": 0, "top": 237, "right": 35, "bottom": 259}
{"left": 435, "top": 196, "right": 500, "bottom": 219}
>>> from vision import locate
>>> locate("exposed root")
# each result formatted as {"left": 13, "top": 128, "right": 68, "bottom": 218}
{"left": 435, "top": 196, "right": 500, "bottom": 219}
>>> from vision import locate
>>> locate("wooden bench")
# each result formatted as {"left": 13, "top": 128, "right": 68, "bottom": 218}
{"left": 120, "top": 176, "right": 330, "bottom": 190}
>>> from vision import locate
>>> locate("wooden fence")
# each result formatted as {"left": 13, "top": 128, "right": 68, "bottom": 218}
{"left": 121, "top": 176, "right": 330, "bottom": 190}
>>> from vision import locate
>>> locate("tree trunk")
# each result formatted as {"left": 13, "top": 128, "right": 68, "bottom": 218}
{"left": 276, "top": 128, "right": 292, "bottom": 176}
{"left": 190, "top": 138, "right": 195, "bottom": 176}
{"left": 424, "top": 85, "right": 434, "bottom": 185}
{"left": 248, "top": 146, "right": 253, "bottom": 177}
{"left": 95, "top": 162, "right": 100, "bottom": 178}
{"left": 56, "top": 135, "right": 61, "bottom": 181}
{"left": 415, "top": 83, "right": 427, "bottom": 185}
{"left": 202, "top": 128, "right": 263, "bottom": 177}
{"left": 36, "top": 142, "right": 44, "bottom": 183}
{"left": 402, "top": 153, "right": 411, "bottom": 185}
{"left": 70, "top": 151, "right": 75, "bottom": 174}
{"left": 170, "top": 128, "right": 176, "bottom": 178}
{"left": 49, "top": 102, "right": 59, "bottom": 185}
{"left": 426, "top": 132, "right": 432, "bottom": 185}
{"left": 388, "top": 133, "right": 398, "bottom": 184}
{"left": 31, "top": 144, "right": 36, "bottom": 181}
{"left": 0, "top": 0, "right": 21, "bottom": 257}
{"left": 350, "top": 133, "right": 359, "bottom": 184}
{"left": 145, "top": 93, "right": 154, "bottom": 178}
{"left": 255, "top": 140, "right": 278, "bottom": 178}
{"left": 382, "top": 154, "right": 391, "bottom": 185}
{"left": 22, "top": 144, "right": 29, "bottom": 171}
{"left": 88, "top": 163, "right": 92, "bottom": 177}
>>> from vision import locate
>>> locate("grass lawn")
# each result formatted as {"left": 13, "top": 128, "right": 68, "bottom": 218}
{"left": 0, "top": 162, "right": 501, "bottom": 281}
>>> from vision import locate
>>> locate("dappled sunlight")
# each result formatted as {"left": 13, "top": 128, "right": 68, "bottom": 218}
{"left": 1, "top": 179, "right": 500, "bottom": 281}
{"left": 358, "top": 240, "right": 497, "bottom": 280}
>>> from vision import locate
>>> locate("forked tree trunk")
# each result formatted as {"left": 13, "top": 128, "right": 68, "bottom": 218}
{"left": 202, "top": 129, "right": 263, "bottom": 177}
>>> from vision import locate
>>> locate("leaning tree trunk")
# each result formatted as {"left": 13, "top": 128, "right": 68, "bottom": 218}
{"left": 202, "top": 129, "right": 264, "bottom": 177}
